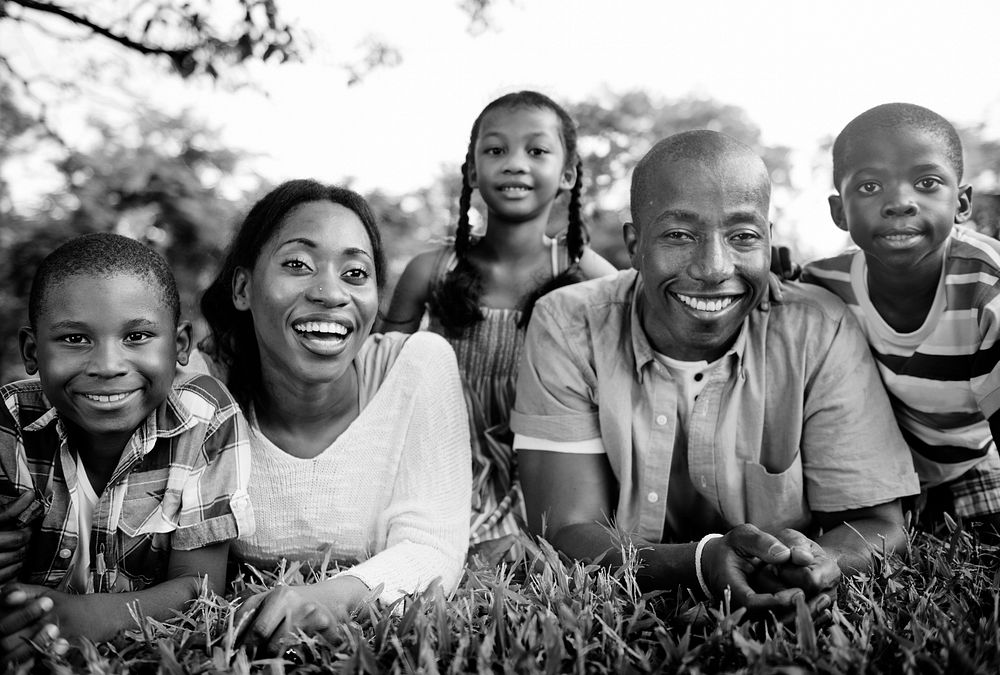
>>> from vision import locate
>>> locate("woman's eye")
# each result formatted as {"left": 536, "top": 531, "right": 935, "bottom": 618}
{"left": 344, "top": 267, "right": 371, "bottom": 281}
{"left": 282, "top": 259, "right": 310, "bottom": 271}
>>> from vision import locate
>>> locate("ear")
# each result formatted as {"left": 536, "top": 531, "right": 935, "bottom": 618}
{"left": 466, "top": 162, "right": 478, "bottom": 190}
{"left": 955, "top": 184, "right": 973, "bottom": 224}
{"left": 623, "top": 222, "right": 640, "bottom": 269}
{"left": 174, "top": 320, "right": 193, "bottom": 367}
{"left": 559, "top": 162, "right": 577, "bottom": 192}
{"left": 828, "top": 195, "right": 848, "bottom": 232}
{"left": 18, "top": 327, "right": 39, "bottom": 376}
{"left": 232, "top": 267, "right": 252, "bottom": 311}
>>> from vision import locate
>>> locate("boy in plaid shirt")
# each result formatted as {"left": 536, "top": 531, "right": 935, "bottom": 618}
{"left": 0, "top": 233, "right": 253, "bottom": 664}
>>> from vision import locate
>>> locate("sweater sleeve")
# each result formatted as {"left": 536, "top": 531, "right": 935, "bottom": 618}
{"left": 339, "top": 333, "right": 472, "bottom": 603}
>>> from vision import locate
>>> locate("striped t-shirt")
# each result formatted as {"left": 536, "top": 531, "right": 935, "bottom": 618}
{"left": 802, "top": 226, "right": 1000, "bottom": 486}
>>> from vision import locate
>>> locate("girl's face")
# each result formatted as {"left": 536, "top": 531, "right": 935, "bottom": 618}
{"left": 471, "top": 106, "right": 576, "bottom": 223}
{"left": 233, "top": 201, "right": 379, "bottom": 389}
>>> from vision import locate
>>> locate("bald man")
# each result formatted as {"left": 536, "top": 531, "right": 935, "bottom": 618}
{"left": 511, "top": 130, "right": 919, "bottom": 616}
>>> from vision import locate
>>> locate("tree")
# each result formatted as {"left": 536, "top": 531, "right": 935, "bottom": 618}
{"left": 565, "top": 91, "right": 794, "bottom": 267}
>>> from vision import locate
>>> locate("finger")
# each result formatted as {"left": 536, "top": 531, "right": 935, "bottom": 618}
{"left": 0, "top": 528, "right": 31, "bottom": 552}
{"left": 248, "top": 593, "right": 293, "bottom": 650}
{"left": 0, "top": 620, "right": 56, "bottom": 665}
{"left": 1, "top": 588, "right": 29, "bottom": 606}
{"left": 740, "top": 586, "right": 803, "bottom": 614}
{"left": 233, "top": 594, "right": 264, "bottom": 648}
{"left": 0, "top": 596, "right": 53, "bottom": 635}
{"left": 0, "top": 492, "right": 35, "bottom": 525}
{"left": 302, "top": 605, "right": 338, "bottom": 642}
{"left": 727, "top": 525, "right": 791, "bottom": 564}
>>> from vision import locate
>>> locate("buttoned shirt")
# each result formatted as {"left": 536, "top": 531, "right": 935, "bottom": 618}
{"left": 0, "top": 373, "right": 253, "bottom": 593}
{"left": 511, "top": 269, "right": 920, "bottom": 543}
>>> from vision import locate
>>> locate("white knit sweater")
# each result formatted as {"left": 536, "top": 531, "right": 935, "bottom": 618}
{"left": 232, "top": 332, "right": 472, "bottom": 602}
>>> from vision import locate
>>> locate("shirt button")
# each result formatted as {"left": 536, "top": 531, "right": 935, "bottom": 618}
{"left": 656, "top": 414, "right": 668, "bottom": 425}
{"left": 647, "top": 491, "right": 659, "bottom": 503}
{"left": 694, "top": 372, "right": 704, "bottom": 382}
{"left": 59, "top": 548, "right": 72, "bottom": 559}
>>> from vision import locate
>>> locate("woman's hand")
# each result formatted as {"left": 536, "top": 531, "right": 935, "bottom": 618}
{"left": 234, "top": 584, "right": 344, "bottom": 655}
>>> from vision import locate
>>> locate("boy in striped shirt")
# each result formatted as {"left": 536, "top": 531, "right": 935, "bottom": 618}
{"left": 802, "top": 103, "right": 1000, "bottom": 534}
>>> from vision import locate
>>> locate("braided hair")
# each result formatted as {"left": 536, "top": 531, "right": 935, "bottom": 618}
{"left": 430, "top": 91, "right": 589, "bottom": 337}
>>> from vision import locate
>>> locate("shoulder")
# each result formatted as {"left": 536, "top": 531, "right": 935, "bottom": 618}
{"left": 576, "top": 246, "right": 618, "bottom": 279}
{"left": 766, "top": 279, "right": 855, "bottom": 331}
{"left": 800, "top": 250, "right": 860, "bottom": 303}
{"left": 401, "top": 246, "right": 453, "bottom": 286}
{"left": 535, "top": 269, "right": 635, "bottom": 318}
{"left": 0, "top": 379, "right": 49, "bottom": 432}
{"left": 168, "top": 372, "right": 241, "bottom": 424}
{"left": 948, "top": 226, "right": 1000, "bottom": 275}
{"left": 359, "top": 331, "right": 457, "bottom": 382}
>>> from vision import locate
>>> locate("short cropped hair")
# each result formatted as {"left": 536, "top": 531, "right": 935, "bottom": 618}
{"left": 28, "top": 232, "right": 180, "bottom": 328}
{"left": 832, "top": 102, "right": 964, "bottom": 189}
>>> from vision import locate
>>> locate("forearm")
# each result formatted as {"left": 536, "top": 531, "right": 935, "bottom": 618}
{"left": 49, "top": 575, "right": 203, "bottom": 642}
{"left": 548, "top": 522, "right": 699, "bottom": 592}
{"left": 816, "top": 516, "right": 906, "bottom": 576}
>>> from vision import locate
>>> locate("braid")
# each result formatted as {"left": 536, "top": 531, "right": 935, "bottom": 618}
{"left": 429, "top": 139, "right": 485, "bottom": 337}
{"left": 565, "top": 158, "right": 586, "bottom": 263}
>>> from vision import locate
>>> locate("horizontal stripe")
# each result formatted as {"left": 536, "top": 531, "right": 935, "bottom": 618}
{"left": 881, "top": 371, "right": 977, "bottom": 413}
{"left": 946, "top": 271, "right": 1000, "bottom": 286}
{"left": 901, "top": 427, "right": 991, "bottom": 465}
{"left": 513, "top": 433, "right": 605, "bottom": 455}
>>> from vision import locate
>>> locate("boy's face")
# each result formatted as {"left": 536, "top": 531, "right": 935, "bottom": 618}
{"left": 830, "top": 127, "right": 972, "bottom": 275}
{"left": 19, "top": 273, "right": 191, "bottom": 451}
{"left": 624, "top": 155, "right": 771, "bottom": 361}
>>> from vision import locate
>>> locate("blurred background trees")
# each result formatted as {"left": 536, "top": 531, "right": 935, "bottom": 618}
{"left": 1, "top": 1, "right": 998, "bottom": 383}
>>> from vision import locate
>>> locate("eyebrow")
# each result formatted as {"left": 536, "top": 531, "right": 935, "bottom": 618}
{"left": 479, "top": 131, "right": 555, "bottom": 141}
{"left": 276, "top": 239, "right": 373, "bottom": 262}
{"left": 47, "top": 317, "right": 159, "bottom": 331}
{"left": 653, "top": 209, "right": 766, "bottom": 227}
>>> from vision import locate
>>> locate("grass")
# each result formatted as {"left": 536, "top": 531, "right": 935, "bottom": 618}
{"left": 9, "top": 525, "right": 1000, "bottom": 674}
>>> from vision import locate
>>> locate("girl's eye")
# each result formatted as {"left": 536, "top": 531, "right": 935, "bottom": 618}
{"left": 528, "top": 147, "right": 549, "bottom": 157}
{"left": 857, "top": 182, "right": 881, "bottom": 194}
{"left": 483, "top": 147, "right": 503, "bottom": 156}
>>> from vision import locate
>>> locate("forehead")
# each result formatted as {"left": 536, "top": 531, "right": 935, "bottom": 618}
{"left": 477, "top": 106, "right": 563, "bottom": 140}
{"left": 39, "top": 272, "right": 171, "bottom": 326}
{"left": 841, "top": 126, "right": 955, "bottom": 176}
{"left": 633, "top": 156, "right": 769, "bottom": 225}
{"left": 266, "top": 201, "right": 373, "bottom": 254}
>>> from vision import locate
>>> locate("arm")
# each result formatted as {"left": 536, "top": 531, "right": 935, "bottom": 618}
{"left": 14, "top": 542, "right": 228, "bottom": 643}
{"left": 378, "top": 250, "right": 439, "bottom": 333}
{"left": 0, "top": 491, "right": 34, "bottom": 583}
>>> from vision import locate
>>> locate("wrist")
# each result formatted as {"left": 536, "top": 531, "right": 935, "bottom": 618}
{"left": 694, "top": 533, "right": 724, "bottom": 598}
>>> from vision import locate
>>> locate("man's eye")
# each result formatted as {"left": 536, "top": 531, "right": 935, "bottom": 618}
{"left": 732, "top": 231, "right": 760, "bottom": 243}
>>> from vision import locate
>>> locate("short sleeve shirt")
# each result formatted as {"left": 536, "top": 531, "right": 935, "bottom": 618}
{"left": 510, "top": 269, "right": 920, "bottom": 543}
{"left": 0, "top": 373, "right": 254, "bottom": 593}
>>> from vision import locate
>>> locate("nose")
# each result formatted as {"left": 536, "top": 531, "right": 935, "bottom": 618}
{"left": 305, "top": 273, "right": 350, "bottom": 307}
{"left": 87, "top": 341, "right": 127, "bottom": 378}
{"left": 502, "top": 148, "right": 529, "bottom": 173}
{"left": 881, "top": 185, "right": 919, "bottom": 218}
{"left": 688, "top": 234, "right": 734, "bottom": 284}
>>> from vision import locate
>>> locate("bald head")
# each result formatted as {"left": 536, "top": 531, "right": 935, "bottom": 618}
{"left": 630, "top": 131, "right": 771, "bottom": 227}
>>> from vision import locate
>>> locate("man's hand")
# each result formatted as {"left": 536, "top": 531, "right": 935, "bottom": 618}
{"left": 699, "top": 524, "right": 806, "bottom": 614}
{"left": 0, "top": 585, "right": 66, "bottom": 666}
{"left": 747, "top": 529, "right": 840, "bottom": 620}
{"left": 0, "top": 491, "right": 36, "bottom": 583}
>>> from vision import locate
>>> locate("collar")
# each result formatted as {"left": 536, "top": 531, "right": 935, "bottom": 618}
{"left": 628, "top": 272, "right": 750, "bottom": 383}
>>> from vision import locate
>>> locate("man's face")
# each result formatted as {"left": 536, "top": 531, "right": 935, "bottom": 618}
{"left": 625, "top": 156, "right": 771, "bottom": 361}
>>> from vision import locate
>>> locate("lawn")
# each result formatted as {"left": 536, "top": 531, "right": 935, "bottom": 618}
{"left": 10, "top": 524, "right": 1000, "bottom": 674}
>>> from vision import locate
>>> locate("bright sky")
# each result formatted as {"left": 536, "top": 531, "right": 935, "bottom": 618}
{"left": 4, "top": 0, "right": 1000, "bottom": 258}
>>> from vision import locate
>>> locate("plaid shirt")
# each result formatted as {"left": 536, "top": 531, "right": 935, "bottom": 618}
{"left": 0, "top": 373, "right": 253, "bottom": 593}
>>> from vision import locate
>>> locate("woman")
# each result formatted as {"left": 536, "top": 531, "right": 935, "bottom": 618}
{"left": 198, "top": 179, "right": 471, "bottom": 651}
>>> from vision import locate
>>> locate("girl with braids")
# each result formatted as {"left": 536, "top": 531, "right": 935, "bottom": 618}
{"left": 381, "top": 91, "right": 615, "bottom": 560}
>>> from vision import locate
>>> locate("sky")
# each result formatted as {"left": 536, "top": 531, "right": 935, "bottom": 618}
{"left": 4, "top": 0, "right": 1000, "bottom": 258}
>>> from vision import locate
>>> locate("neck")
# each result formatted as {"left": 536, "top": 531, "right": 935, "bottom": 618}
{"left": 254, "top": 360, "right": 360, "bottom": 456}
{"left": 480, "top": 209, "right": 552, "bottom": 261}
{"left": 66, "top": 425, "right": 129, "bottom": 495}
{"left": 865, "top": 253, "right": 943, "bottom": 332}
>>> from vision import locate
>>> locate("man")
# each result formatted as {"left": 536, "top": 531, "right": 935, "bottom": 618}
{"left": 511, "top": 130, "right": 919, "bottom": 614}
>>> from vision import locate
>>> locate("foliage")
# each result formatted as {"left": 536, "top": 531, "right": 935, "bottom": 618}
{"left": 8, "top": 527, "right": 999, "bottom": 674}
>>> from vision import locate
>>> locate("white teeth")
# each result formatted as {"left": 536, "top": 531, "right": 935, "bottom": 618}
{"left": 884, "top": 233, "right": 918, "bottom": 240}
{"left": 84, "top": 392, "right": 131, "bottom": 403}
{"left": 500, "top": 186, "right": 530, "bottom": 192}
{"left": 675, "top": 294, "right": 737, "bottom": 312}
{"left": 294, "top": 321, "right": 348, "bottom": 336}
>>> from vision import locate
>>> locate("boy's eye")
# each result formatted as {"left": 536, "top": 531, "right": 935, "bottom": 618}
{"left": 60, "top": 334, "right": 89, "bottom": 345}
{"left": 857, "top": 182, "right": 881, "bottom": 194}
{"left": 916, "top": 177, "right": 941, "bottom": 190}
{"left": 124, "top": 332, "right": 151, "bottom": 343}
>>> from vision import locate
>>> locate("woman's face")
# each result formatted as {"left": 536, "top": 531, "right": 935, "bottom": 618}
{"left": 233, "top": 201, "right": 379, "bottom": 388}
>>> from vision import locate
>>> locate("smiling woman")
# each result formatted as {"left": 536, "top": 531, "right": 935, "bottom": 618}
{"left": 193, "top": 180, "right": 471, "bottom": 652}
